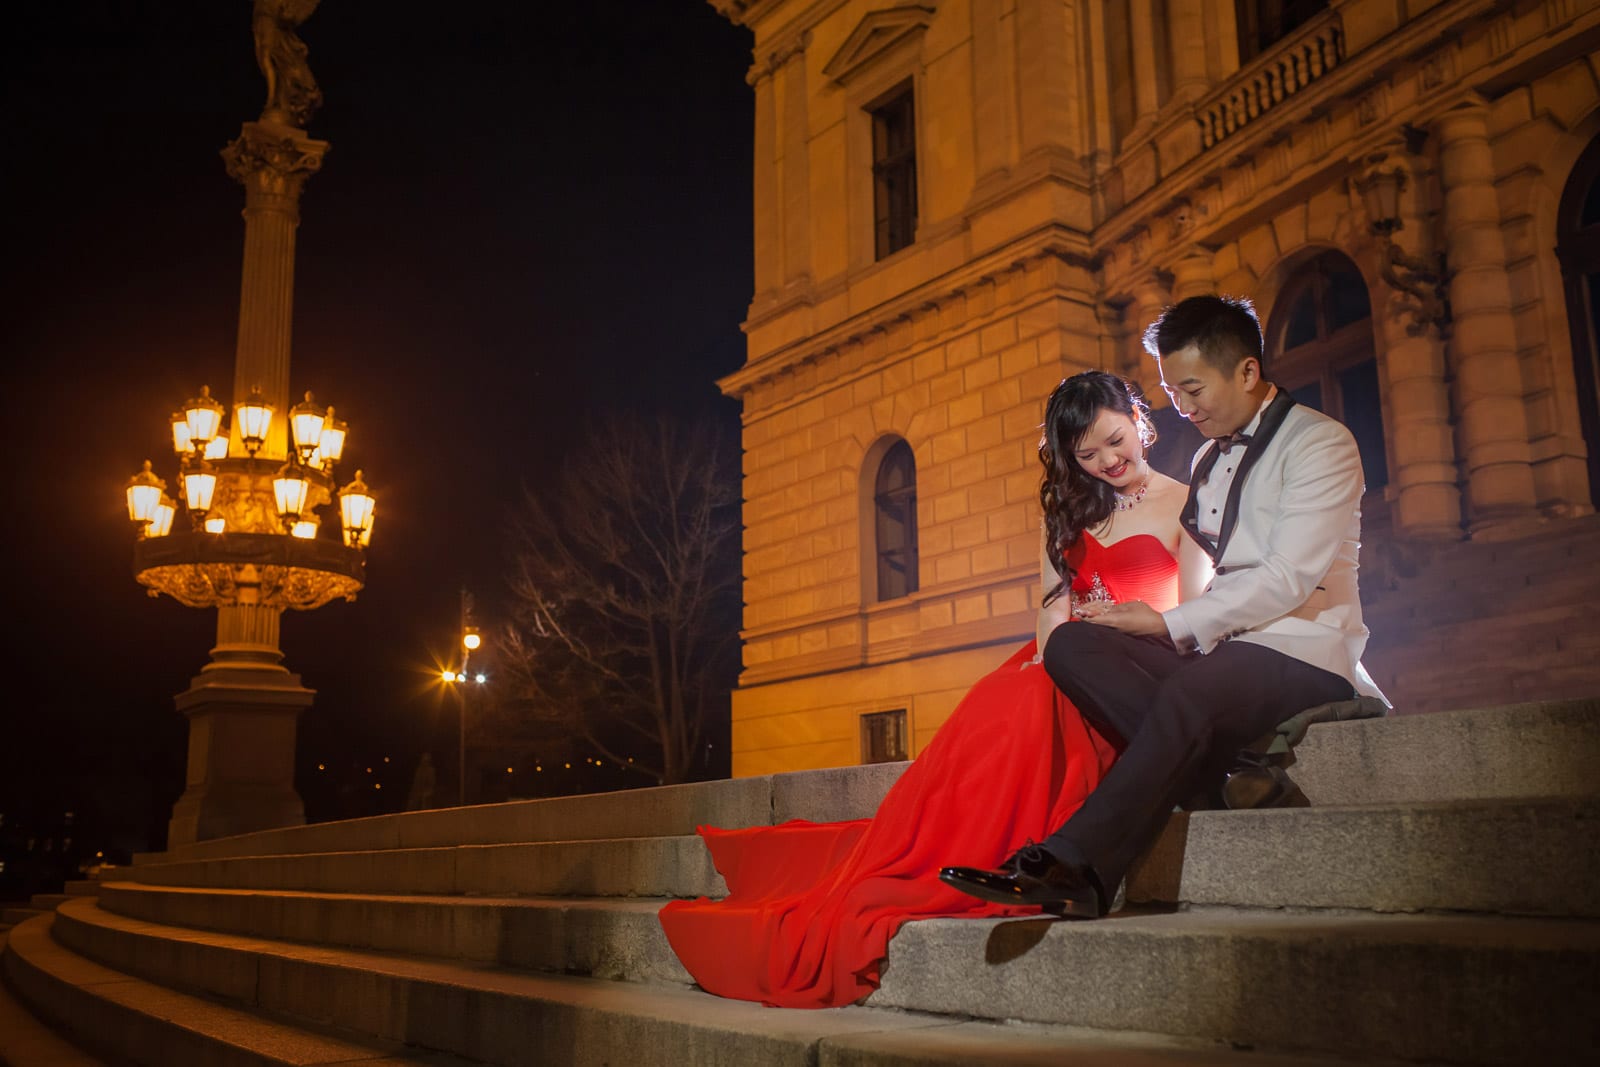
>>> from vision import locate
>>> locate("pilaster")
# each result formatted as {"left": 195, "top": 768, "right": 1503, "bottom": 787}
{"left": 1435, "top": 105, "right": 1540, "bottom": 536}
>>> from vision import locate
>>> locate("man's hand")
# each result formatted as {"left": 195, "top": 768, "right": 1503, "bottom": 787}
{"left": 1079, "top": 600, "right": 1168, "bottom": 637}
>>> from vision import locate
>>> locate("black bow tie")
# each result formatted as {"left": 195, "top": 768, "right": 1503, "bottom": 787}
{"left": 1216, "top": 431, "right": 1252, "bottom": 454}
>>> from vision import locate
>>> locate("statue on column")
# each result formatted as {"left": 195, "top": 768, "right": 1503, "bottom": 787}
{"left": 252, "top": 0, "right": 323, "bottom": 128}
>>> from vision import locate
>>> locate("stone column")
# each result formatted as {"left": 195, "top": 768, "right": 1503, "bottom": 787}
{"left": 1127, "top": 274, "right": 1173, "bottom": 389}
{"left": 1435, "top": 105, "right": 1540, "bottom": 536}
{"left": 168, "top": 119, "right": 327, "bottom": 847}
{"left": 1170, "top": 248, "right": 1215, "bottom": 302}
{"left": 222, "top": 120, "right": 328, "bottom": 462}
{"left": 1015, "top": 0, "right": 1080, "bottom": 158}
{"left": 1371, "top": 159, "right": 1461, "bottom": 540}
{"left": 969, "top": 0, "right": 1017, "bottom": 186}
{"left": 1168, "top": 1, "right": 1211, "bottom": 103}
{"left": 1127, "top": 1, "right": 1164, "bottom": 134}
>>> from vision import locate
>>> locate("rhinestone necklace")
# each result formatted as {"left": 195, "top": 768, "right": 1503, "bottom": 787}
{"left": 1112, "top": 476, "right": 1150, "bottom": 512}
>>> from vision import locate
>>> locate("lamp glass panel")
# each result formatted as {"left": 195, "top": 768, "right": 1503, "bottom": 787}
{"left": 185, "top": 403, "right": 223, "bottom": 445}
{"left": 171, "top": 417, "right": 192, "bottom": 455}
{"left": 274, "top": 473, "right": 310, "bottom": 518}
{"left": 318, "top": 423, "right": 346, "bottom": 464}
{"left": 204, "top": 434, "right": 229, "bottom": 461}
{"left": 126, "top": 482, "right": 162, "bottom": 523}
{"left": 291, "top": 520, "right": 318, "bottom": 539}
{"left": 184, "top": 470, "right": 216, "bottom": 513}
{"left": 237, "top": 402, "right": 273, "bottom": 447}
{"left": 204, "top": 516, "right": 226, "bottom": 534}
{"left": 148, "top": 501, "right": 175, "bottom": 537}
{"left": 291, "top": 409, "right": 326, "bottom": 455}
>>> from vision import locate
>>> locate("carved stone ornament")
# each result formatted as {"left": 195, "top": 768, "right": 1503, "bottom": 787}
{"left": 822, "top": 5, "right": 936, "bottom": 85}
{"left": 222, "top": 127, "right": 327, "bottom": 198}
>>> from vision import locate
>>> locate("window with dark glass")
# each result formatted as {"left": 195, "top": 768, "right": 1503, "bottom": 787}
{"left": 1235, "top": 0, "right": 1328, "bottom": 62}
{"left": 861, "top": 709, "right": 908, "bottom": 764}
{"left": 1265, "top": 251, "right": 1388, "bottom": 492}
{"left": 1558, "top": 133, "right": 1600, "bottom": 509}
{"left": 874, "top": 439, "right": 919, "bottom": 600}
{"left": 870, "top": 83, "right": 918, "bottom": 260}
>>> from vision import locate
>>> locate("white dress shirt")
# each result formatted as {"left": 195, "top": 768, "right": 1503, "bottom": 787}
{"left": 1162, "top": 386, "right": 1277, "bottom": 652}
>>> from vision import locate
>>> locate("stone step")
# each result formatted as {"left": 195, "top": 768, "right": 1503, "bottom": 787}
{"left": 0, "top": 914, "right": 474, "bottom": 1067}
{"left": 29, "top": 894, "right": 74, "bottom": 910}
{"left": 95, "top": 881, "right": 693, "bottom": 986}
{"left": 130, "top": 698, "right": 1600, "bottom": 870}
{"left": 1127, "top": 796, "right": 1599, "bottom": 916}
{"left": 118, "top": 795, "right": 1599, "bottom": 918}
{"left": 124, "top": 835, "right": 727, "bottom": 899}
{"left": 0, "top": 931, "right": 107, "bottom": 1067}
{"left": 62, "top": 881, "right": 100, "bottom": 897}
{"left": 38, "top": 898, "right": 1428, "bottom": 1067}
{"left": 870, "top": 907, "right": 1600, "bottom": 1065}
{"left": 5, "top": 906, "right": 49, "bottom": 925}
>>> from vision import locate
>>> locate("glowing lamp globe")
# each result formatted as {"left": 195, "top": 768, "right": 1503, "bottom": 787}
{"left": 289, "top": 391, "right": 326, "bottom": 461}
{"left": 318, "top": 406, "right": 347, "bottom": 467}
{"left": 170, "top": 413, "right": 193, "bottom": 455}
{"left": 339, "top": 470, "right": 375, "bottom": 548}
{"left": 183, "top": 386, "right": 226, "bottom": 448}
{"left": 273, "top": 465, "right": 311, "bottom": 522}
{"left": 125, "top": 461, "right": 167, "bottom": 524}
{"left": 236, "top": 388, "right": 274, "bottom": 456}
{"left": 184, "top": 468, "right": 217, "bottom": 513}
{"left": 148, "top": 497, "right": 176, "bottom": 538}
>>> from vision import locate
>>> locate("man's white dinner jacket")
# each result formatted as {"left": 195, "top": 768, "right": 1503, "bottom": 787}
{"left": 1173, "top": 400, "right": 1388, "bottom": 703}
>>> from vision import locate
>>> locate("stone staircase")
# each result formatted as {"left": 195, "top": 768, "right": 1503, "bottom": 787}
{"left": 3, "top": 699, "right": 1598, "bottom": 1066}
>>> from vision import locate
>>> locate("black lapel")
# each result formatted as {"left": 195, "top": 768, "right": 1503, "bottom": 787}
{"left": 1181, "top": 442, "right": 1225, "bottom": 561}
{"left": 1213, "top": 389, "right": 1298, "bottom": 562}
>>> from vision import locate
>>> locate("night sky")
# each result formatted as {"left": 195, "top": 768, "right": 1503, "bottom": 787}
{"left": 2, "top": 1, "right": 754, "bottom": 859}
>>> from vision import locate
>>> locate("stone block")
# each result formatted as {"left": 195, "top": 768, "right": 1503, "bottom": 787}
{"left": 872, "top": 909, "right": 1600, "bottom": 1065}
{"left": 771, "top": 762, "right": 907, "bottom": 823}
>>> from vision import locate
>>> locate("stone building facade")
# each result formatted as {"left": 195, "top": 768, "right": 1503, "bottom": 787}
{"left": 710, "top": 0, "right": 1600, "bottom": 777}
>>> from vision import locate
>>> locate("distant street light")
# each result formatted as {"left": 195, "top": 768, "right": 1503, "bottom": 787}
{"left": 440, "top": 588, "right": 486, "bottom": 805}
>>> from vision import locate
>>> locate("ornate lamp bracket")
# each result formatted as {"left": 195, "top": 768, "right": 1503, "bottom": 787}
{"left": 1357, "top": 158, "right": 1452, "bottom": 338}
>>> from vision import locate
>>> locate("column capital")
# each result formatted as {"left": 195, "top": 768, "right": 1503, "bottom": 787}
{"left": 222, "top": 121, "right": 329, "bottom": 217}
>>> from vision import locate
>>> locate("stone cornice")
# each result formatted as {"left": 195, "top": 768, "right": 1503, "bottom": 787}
{"left": 717, "top": 226, "right": 1095, "bottom": 402}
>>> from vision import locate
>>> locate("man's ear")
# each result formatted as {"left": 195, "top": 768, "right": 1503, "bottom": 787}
{"left": 1239, "top": 356, "right": 1262, "bottom": 387}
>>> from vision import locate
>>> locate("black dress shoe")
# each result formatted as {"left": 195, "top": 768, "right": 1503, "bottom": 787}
{"left": 939, "top": 843, "right": 1106, "bottom": 919}
{"left": 1221, "top": 763, "right": 1306, "bottom": 809}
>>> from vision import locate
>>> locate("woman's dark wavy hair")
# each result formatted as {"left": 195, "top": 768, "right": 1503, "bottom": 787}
{"left": 1038, "top": 370, "right": 1154, "bottom": 607}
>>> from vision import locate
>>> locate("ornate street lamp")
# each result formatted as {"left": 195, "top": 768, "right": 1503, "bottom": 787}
{"left": 121, "top": 4, "right": 379, "bottom": 847}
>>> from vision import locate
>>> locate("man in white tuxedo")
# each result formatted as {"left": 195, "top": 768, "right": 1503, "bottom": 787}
{"left": 941, "top": 294, "right": 1387, "bottom": 919}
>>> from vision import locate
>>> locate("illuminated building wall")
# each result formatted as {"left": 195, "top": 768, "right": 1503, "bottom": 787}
{"left": 710, "top": 0, "right": 1600, "bottom": 775}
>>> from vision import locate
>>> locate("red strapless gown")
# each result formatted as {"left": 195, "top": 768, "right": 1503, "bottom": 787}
{"left": 659, "top": 533, "right": 1179, "bottom": 1008}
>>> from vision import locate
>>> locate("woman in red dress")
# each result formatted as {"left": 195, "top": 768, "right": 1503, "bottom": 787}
{"left": 659, "top": 371, "right": 1196, "bottom": 1009}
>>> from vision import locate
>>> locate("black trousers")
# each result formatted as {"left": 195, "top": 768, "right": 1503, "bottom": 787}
{"left": 1040, "top": 622, "right": 1354, "bottom": 893}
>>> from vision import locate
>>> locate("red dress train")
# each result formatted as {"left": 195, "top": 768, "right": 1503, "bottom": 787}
{"left": 659, "top": 533, "right": 1180, "bottom": 1008}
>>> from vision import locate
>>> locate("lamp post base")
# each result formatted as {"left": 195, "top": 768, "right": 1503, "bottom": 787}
{"left": 166, "top": 661, "right": 313, "bottom": 848}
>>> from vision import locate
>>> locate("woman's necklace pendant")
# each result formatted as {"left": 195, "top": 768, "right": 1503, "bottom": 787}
{"left": 1112, "top": 478, "right": 1149, "bottom": 512}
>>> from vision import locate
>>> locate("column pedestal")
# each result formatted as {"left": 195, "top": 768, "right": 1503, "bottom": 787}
{"left": 166, "top": 600, "right": 311, "bottom": 847}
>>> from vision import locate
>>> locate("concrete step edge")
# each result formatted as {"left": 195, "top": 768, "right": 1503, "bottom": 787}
{"left": 113, "top": 797, "right": 1600, "bottom": 917}
{"left": 132, "top": 698, "right": 1600, "bottom": 865}
{"left": 0, "top": 930, "right": 107, "bottom": 1067}
{"left": 0, "top": 913, "right": 473, "bottom": 1067}
{"left": 46, "top": 898, "right": 1435, "bottom": 1067}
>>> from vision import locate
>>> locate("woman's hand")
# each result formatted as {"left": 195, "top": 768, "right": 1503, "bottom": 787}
{"left": 1083, "top": 599, "right": 1167, "bottom": 636}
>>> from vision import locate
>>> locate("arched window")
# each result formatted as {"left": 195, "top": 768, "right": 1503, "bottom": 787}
{"left": 873, "top": 439, "right": 919, "bottom": 601}
{"left": 1557, "top": 134, "right": 1600, "bottom": 510}
{"left": 1265, "top": 250, "right": 1389, "bottom": 492}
